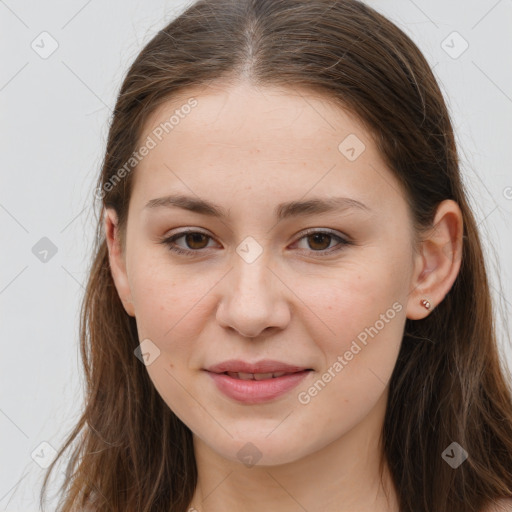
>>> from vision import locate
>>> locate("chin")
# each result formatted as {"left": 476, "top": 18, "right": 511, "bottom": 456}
{"left": 197, "top": 431, "right": 316, "bottom": 468}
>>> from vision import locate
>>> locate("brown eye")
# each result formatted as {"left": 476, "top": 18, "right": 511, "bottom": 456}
{"left": 160, "top": 229, "right": 350, "bottom": 258}
{"left": 160, "top": 230, "right": 217, "bottom": 255}
{"left": 183, "top": 232, "right": 209, "bottom": 249}
{"left": 294, "top": 229, "right": 350, "bottom": 256}
{"left": 306, "top": 232, "right": 333, "bottom": 251}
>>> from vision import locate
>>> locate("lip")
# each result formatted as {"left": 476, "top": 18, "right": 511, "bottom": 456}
{"left": 204, "top": 359, "right": 313, "bottom": 404}
{"left": 205, "top": 359, "right": 311, "bottom": 374}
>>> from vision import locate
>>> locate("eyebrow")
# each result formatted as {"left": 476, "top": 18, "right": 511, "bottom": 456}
{"left": 144, "top": 194, "right": 371, "bottom": 220}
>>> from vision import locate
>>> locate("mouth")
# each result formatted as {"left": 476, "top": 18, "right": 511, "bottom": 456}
{"left": 205, "top": 359, "right": 313, "bottom": 375}
{"left": 204, "top": 367, "right": 314, "bottom": 404}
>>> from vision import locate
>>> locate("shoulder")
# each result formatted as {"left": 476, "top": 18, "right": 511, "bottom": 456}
{"left": 484, "top": 498, "right": 512, "bottom": 512}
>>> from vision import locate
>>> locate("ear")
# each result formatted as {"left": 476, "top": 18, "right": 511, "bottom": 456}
{"left": 104, "top": 208, "right": 135, "bottom": 317}
{"left": 406, "top": 199, "right": 463, "bottom": 320}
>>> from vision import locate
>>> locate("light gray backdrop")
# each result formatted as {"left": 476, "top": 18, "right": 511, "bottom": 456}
{"left": 1, "top": 1, "right": 511, "bottom": 510}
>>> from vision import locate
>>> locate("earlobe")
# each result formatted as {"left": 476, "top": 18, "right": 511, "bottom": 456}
{"left": 406, "top": 199, "right": 463, "bottom": 320}
{"left": 104, "top": 208, "right": 135, "bottom": 317}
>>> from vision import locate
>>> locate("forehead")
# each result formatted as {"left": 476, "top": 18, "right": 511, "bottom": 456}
{"left": 130, "top": 81, "right": 406, "bottom": 218}
{"left": 142, "top": 80, "right": 369, "bottom": 151}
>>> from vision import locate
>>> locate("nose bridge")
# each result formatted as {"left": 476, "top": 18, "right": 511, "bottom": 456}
{"left": 234, "top": 250, "right": 271, "bottom": 296}
{"left": 216, "top": 241, "right": 290, "bottom": 337}
{"left": 231, "top": 234, "right": 274, "bottom": 296}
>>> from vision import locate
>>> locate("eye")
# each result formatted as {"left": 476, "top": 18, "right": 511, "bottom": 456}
{"left": 159, "top": 230, "right": 218, "bottom": 256}
{"left": 159, "top": 228, "right": 351, "bottom": 257}
{"left": 292, "top": 229, "right": 351, "bottom": 256}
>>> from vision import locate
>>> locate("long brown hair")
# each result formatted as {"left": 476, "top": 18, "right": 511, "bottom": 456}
{"left": 40, "top": 0, "right": 512, "bottom": 510}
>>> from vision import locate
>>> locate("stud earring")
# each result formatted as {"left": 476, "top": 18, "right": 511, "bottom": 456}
{"left": 420, "top": 299, "right": 431, "bottom": 310}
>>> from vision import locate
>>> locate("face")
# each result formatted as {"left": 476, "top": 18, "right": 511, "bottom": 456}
{"left": 107, "top": 81, "right": 422, "bottom": 466}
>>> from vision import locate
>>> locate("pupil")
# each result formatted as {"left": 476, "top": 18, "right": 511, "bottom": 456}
{"left": 186, "top": 233, "right": 207, "bottom": 249}
{"left": 309, "top": 233, "right": 330, "bottom": 250}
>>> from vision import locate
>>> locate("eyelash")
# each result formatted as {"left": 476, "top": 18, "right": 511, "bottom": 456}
{"left": 158, "top": 228, "right": 352, "bottom": 257}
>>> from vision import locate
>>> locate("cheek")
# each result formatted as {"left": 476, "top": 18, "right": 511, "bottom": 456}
{"left": 298, "top": 260, "right": 408, "bottom": 353}
{"left": 293, "top": 257, "right": 409, "bottom": 420}
{"left": 293, "top": 271, "right": 406, "bottom": 436}
{"left": 127, "top": 243, "right": 199, "bottom": 327}
{"left": 127, "top": 257, "right": 212, "bottom": 421}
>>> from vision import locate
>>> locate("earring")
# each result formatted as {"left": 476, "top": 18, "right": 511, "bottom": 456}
{"left": 420, "top": 299, "right": 431, "bottom": 310}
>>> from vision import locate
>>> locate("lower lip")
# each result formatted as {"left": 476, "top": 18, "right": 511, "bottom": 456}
{"left": 205, "top": 370, "right": 312, "bottom": 404}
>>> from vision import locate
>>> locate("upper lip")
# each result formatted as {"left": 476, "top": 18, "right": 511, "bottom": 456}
{"left": 205, "top": 359, "right": 312, "bottom": 374}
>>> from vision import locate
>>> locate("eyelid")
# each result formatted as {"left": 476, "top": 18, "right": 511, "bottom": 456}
{"left": 295, "top": 227, "right": 348, "bottom": 241}
{"left": 290, "top": 228, "right": 350, "bottom": 256}
{"left": 160, "top": 228, "right": 219, "bottom": 251}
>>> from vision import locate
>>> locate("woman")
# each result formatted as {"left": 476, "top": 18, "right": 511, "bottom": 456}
{"left": 40, "top": 0, "right": 512, "bottom": 510}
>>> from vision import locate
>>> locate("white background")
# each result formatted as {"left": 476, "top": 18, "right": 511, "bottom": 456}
{"left": 1, "top": 1, "right": 511, "bottom": 510}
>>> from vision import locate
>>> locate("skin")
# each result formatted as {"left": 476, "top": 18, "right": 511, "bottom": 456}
{"left": 105, "top": 80, "right": 464, "bottom": 512}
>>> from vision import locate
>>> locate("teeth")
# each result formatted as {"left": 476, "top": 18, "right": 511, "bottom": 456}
{"left": 238, "top": 372, "right": 259, "bottom": 380}
{"left": 225, "top": 371, "right": 290, "bottom": 380}
{"left": 253, "top": 372, "right": 275, "bottom": 381}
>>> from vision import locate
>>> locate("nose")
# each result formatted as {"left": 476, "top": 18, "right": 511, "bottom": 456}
{"left": 215, "top": 253, "right": 291, "bottom": 338}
